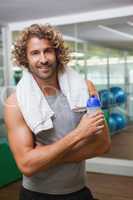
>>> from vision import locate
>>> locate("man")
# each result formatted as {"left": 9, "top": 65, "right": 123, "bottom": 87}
{"left": 4, "top": 24, "right": 111, "bottom": 200}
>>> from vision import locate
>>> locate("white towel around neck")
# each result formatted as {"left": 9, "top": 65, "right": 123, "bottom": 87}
{"left": 16, "top": 67, "right": 89, "bottom": 134}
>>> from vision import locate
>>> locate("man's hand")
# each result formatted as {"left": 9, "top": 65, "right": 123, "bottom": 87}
{"left": 75, "top": 110, "right": 104, "bottom": 140}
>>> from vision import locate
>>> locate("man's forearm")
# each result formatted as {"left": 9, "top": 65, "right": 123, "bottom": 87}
{"left": 59, "top": 121, "right": 111, "bottom": 163}
{"left": 21, "top": 113, "right": 108, "bottom": 176}
{"left": 19, "top": 129, "right": 82, "bottom": 176}
{"left": 34, "top": 121, "right": 110, "bottom": 169}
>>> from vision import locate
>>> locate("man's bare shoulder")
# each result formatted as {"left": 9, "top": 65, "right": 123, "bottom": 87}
{"left": 5, "top": 92, "right": 19, "bottom": 109}
{"left": 4, "top": 92, "right": 22, "bottom": 122}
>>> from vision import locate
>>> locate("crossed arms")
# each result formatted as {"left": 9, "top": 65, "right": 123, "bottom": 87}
{"left": 4, "top": 91, "right": 111, "bottom": 177}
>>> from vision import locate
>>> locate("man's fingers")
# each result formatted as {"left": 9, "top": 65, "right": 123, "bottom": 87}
{"left": 95, "top": 125, "right": 104, "bottom": 134}
{"left": 95, "top": 118, "right": 104, "bottom": 125}
{"left": 91, "top": 110, "right": 103, "bottom": 116}
{"left": 85, "top": 112, "right": 104, "bottom": 119}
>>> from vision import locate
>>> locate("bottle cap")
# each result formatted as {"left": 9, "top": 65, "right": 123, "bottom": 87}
{"left": 87, "top": 95, "right": 101, "bottom": 108}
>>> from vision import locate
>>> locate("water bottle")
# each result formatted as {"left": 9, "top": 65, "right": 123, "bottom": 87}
{"left": 86, "top": 95, "right": 102, "bottom": 134}
{"left": 86, "top": 95, "right": 101, "bottom": 114}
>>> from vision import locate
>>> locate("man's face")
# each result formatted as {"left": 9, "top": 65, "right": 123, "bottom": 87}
{"left": 27, "top": 37, "right": 57, "bottom": 81}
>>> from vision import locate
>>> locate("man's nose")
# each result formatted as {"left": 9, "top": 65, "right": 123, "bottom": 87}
{"left": 40, "top": 53, "right": 48, "bottom": 64}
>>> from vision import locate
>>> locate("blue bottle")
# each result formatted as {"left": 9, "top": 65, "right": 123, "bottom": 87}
{"left": 86, "top": 95, "right": 102, "bottom": 134}
{"left": 86, "top": 95, "right": 101, "bottom": 115}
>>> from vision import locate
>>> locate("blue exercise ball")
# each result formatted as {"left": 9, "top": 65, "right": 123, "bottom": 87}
{"left": 110, "top": 87, "right": 126, "bottom": 104}
{"left": 110, "top": 112, "right": 127, "bottom": 130}
{"left": 108, "top": 115, "right": 117, "bottom": 133}
{"left": 99, "top": 89, "right": 114, "bottom": 109}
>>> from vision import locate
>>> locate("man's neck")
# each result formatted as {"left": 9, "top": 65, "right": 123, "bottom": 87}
{"left": 32, "top": 74, "right": 60, "bottom": 96}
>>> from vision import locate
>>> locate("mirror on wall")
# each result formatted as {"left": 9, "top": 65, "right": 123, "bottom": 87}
{"left": 57, "top": 20, "right": 133, "bottom": 161}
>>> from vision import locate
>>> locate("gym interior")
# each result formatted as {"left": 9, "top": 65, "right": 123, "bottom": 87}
{"left": 0, "top": 1, "right": 133, "bottom": 200}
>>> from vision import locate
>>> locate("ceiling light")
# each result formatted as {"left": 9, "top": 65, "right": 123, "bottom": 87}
{"left": 127, "top": 21, "right": 133, "bottom": 26}
{"left": 98, "top": 25, "right": 133, "bottom": 40}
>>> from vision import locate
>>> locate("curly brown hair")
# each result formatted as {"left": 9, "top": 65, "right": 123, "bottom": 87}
{"left": 12, "top": 24, "right": 70, "bottom": 71}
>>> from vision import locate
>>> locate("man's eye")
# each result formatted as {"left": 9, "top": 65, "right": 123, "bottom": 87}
{"left": 31, "top": 51, "right": 39, "bottom": 55}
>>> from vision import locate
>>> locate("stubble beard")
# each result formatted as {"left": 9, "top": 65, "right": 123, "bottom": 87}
{"left": 30, "top": 62, "right": 58, "bottom": 86}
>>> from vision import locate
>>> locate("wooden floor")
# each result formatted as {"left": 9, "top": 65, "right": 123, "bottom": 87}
{"left": 0, "top": 172, "right": 133, "bottom": 200}
{"left": 103, "top": 124, "right": 133, "bottom": 160}
{"left": 88, "top": 173, "right": 133, "bottom": 200}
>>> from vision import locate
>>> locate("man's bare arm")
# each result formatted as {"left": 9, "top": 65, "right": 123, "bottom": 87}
{"left": 4, "top": 93, "right": 104, "bottom": 177}
{"left": 60, "top": 80, "right": 111, "bottom": 163}
{"left": 36, "top": 116, "right": 110, "bottom": 164}
{"left": 61, "top": 121, "right": 111, "bottom": 163}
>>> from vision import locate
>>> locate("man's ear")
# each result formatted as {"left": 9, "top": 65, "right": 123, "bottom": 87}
{"left": 86, "top": 80, "right": 99, "bottom": 97}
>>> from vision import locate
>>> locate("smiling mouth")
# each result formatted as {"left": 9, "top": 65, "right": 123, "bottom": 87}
{"left": 38, "top": 64, "right": 49, "bottom": 68}
{"left": 39, "top": 67, "right": 50, "bottom": 73}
